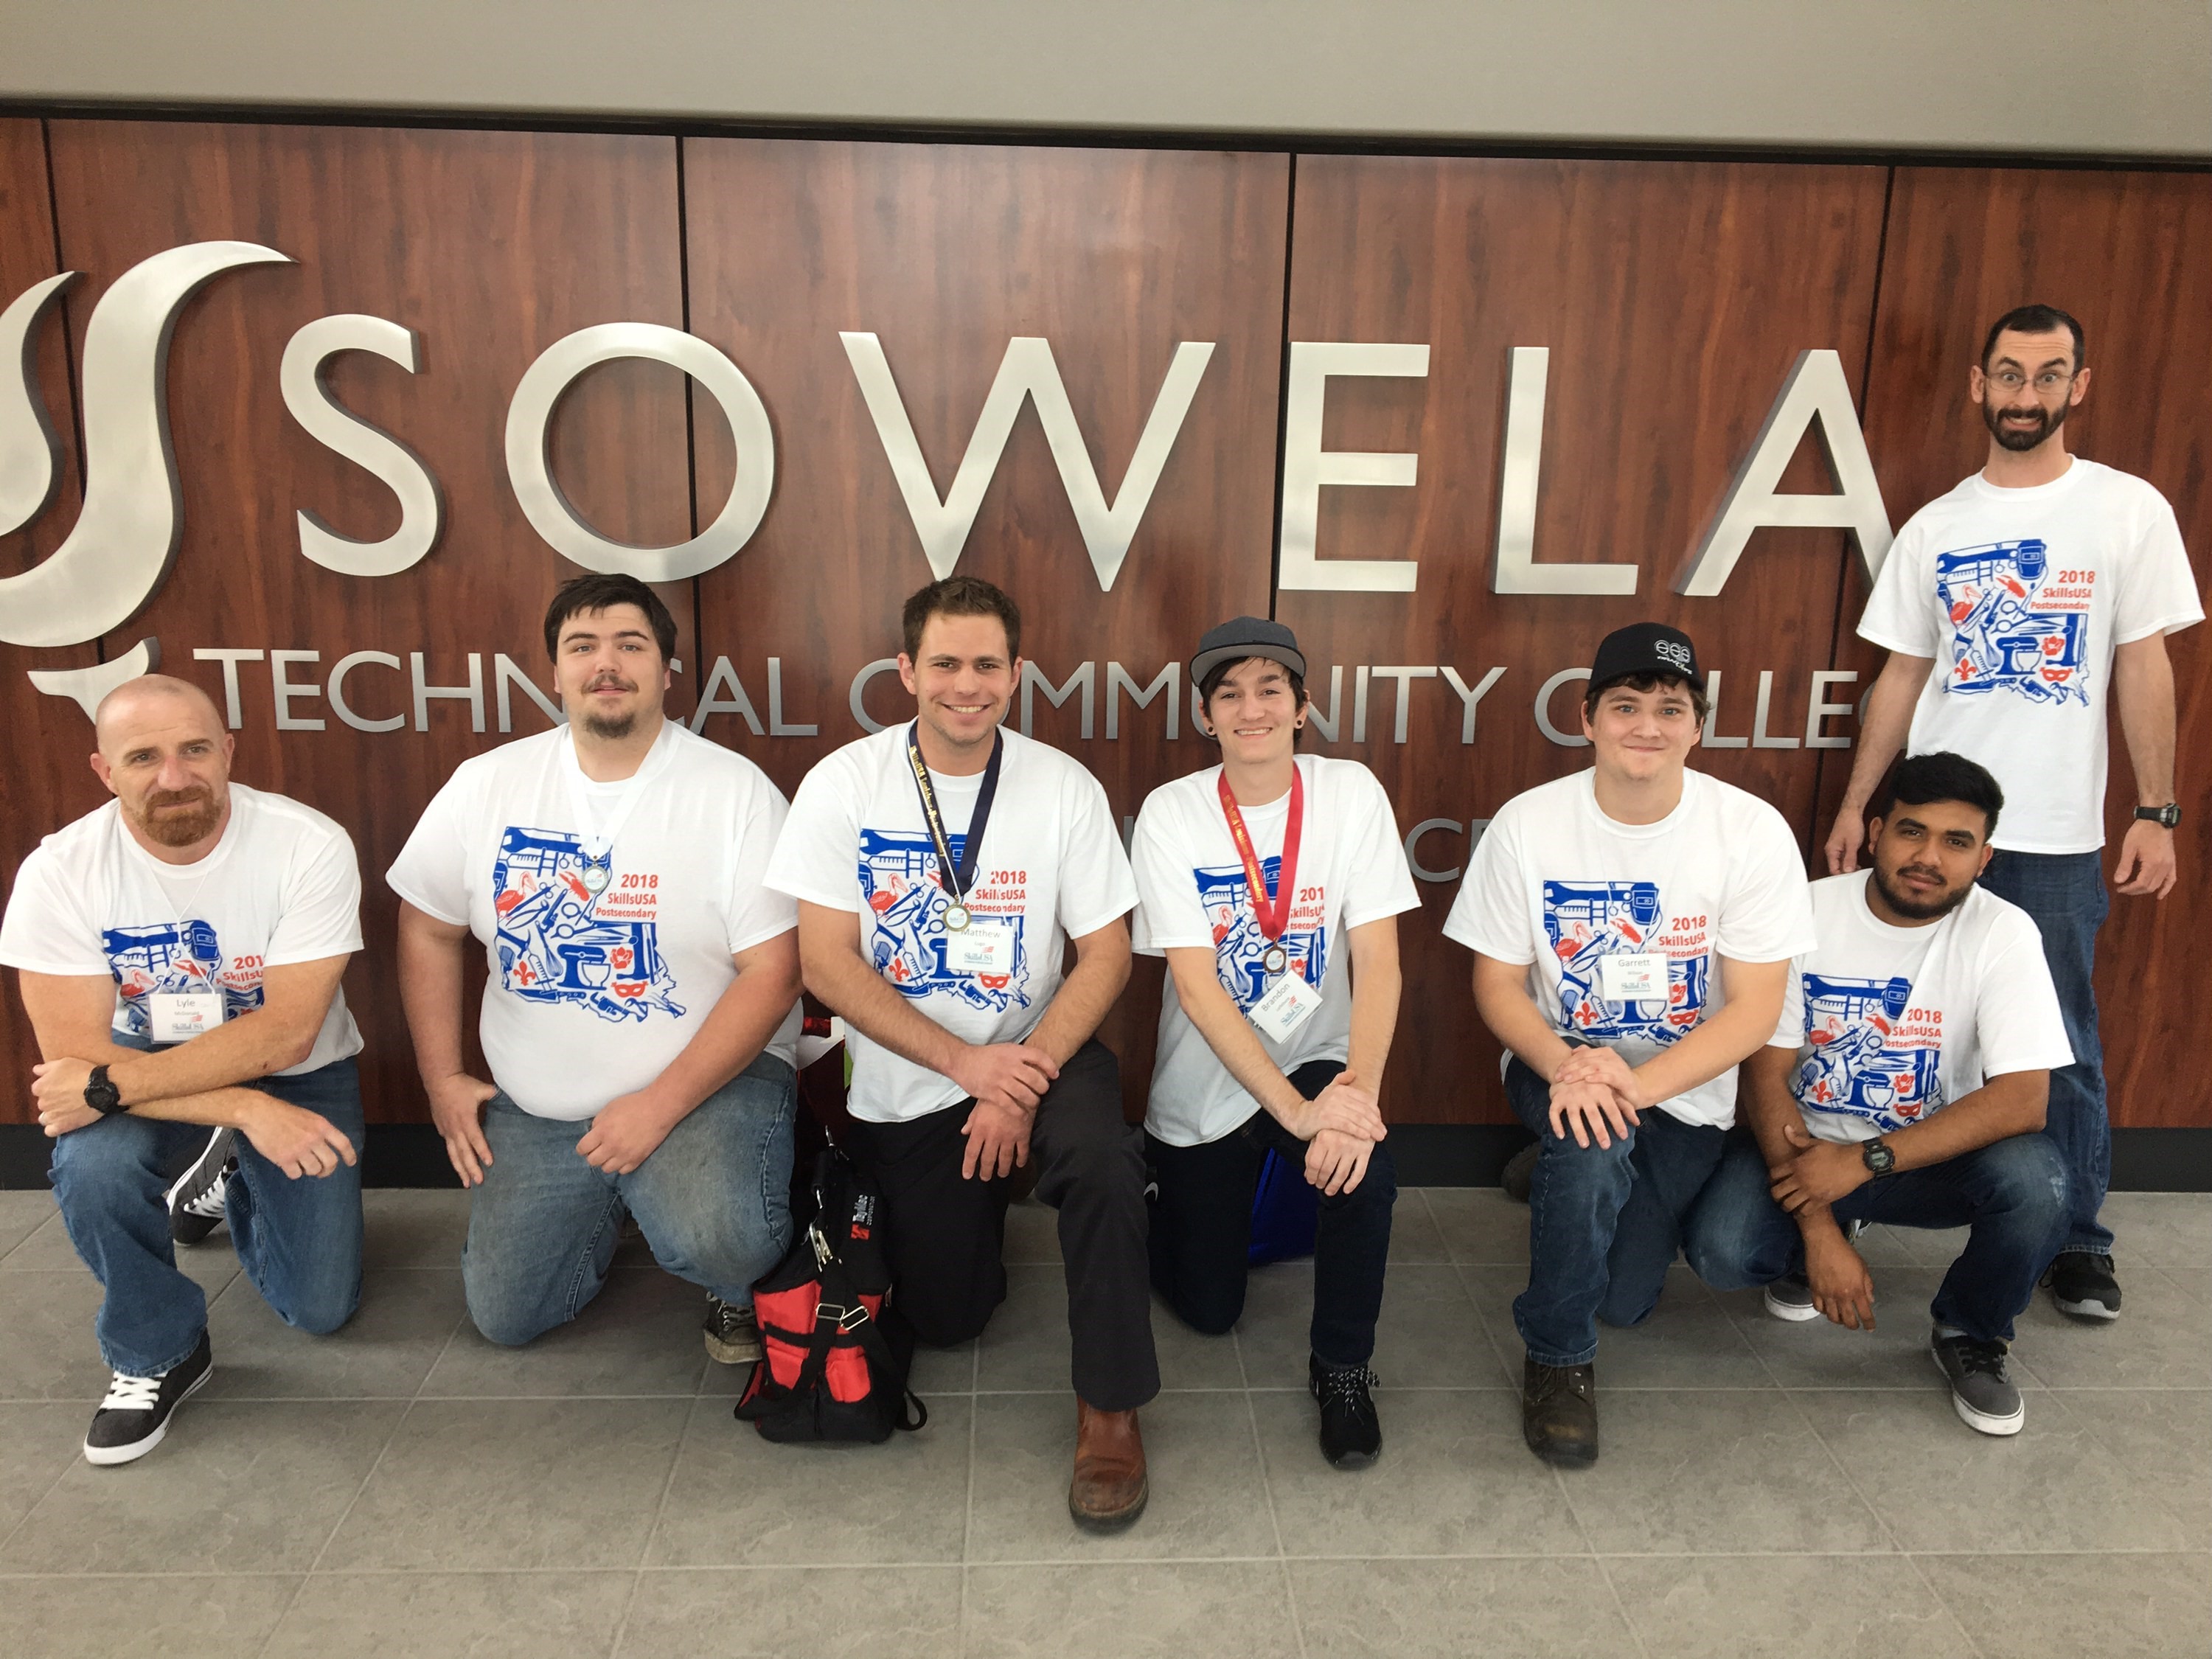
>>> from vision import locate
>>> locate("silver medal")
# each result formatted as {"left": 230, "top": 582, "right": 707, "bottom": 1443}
{"left": 1262, "top": 943, "right": 1288, "bottom": 975}
{"left": 581, "top": 861, "right": 611, "bottom": 894}
{"left": 943, "top": 902, "right": 972, "bottom": 933}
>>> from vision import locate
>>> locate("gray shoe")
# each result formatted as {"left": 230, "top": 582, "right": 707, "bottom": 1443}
{"left": 1931, "top": 1329, "right": 2023, "bottom": 1436}
{"left": 1762, "top": 1273, "right": 1820, "bottom": 1322}
{"left": 703, "top": 1295, "right": 764, "bottom": 1366}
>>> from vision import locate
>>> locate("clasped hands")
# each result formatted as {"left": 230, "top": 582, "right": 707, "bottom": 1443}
{"left": 1279, "top": 1070, "right": 1385, "bottom": 1197}
{"left": 1545, "top": 1047, "right": 1649, "bottom": 1149}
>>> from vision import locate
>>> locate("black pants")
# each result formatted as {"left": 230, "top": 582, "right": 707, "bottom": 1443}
{"left": 841, "top": 1039, "right": 1160, "bottom": 1412}
{"left": 1146, "top": 1059, "right": 1397, "bottom": 1369}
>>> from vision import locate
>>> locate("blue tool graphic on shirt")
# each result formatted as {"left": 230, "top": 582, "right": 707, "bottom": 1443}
{"left": 492, "top": 826, "right": 682, "bottom": 1023}
{"left": 1933, "top": 538, "right": 2089, "bottom": 706}
{"left": 1196, "top": 856, "right": 1326, "bottom": 1007}
{"left": 101, "top": 920, "right": 260, "bottom": 1036}
{"left": 1540, "top": 880, "right": 1705, "bottom": 1043}
{"left": 1791, "top": 973, "right": 1944, "bottom": 1129}
{"left": 858, "top": 828, "right": 1029, "bottom": 1013}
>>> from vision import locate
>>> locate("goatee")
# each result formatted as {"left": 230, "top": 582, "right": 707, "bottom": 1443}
{"left": 580, "top": 709, "right": 637, "bottom": 741}
{"left": 1983, "top": 397, "right": 2067, "bottom": 453}
{"left": 1871, "top": 862, "right": 1970, "bottom": 922}
{"left": 133, "top": 787, "right": 224, "bottom": 849}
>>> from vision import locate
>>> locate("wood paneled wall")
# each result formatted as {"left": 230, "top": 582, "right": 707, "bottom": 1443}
{"left": 0, "top": 121, "right": 2203, "bottom": 1134}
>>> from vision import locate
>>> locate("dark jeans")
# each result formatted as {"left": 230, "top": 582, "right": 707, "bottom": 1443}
{"left": 841, "top": 1040, "right": 1160, "bottom": 1412}
{"left": 1978, "top": 848, "right": 2110, "bottom": 1257}
{"left": 1146, "top": 1059, "right": 1397, "bottom": 1369}
{"left": 1685, "top": 1130, "right": 2070, "bottom": 1343}
{"left": 48, "top": 1057, "right": 365, "bottom": 1376}
{"left": 1504, "top": 1055, "right": 1728, "bottom": 1367}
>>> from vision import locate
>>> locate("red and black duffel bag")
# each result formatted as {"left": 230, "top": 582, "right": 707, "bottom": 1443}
{"left": 734, "top": 1142, "right": 927, "bottom": 1444}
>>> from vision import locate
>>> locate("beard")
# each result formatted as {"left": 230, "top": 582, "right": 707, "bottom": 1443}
{"left": 579, "top": 707, "right": 638, "bottom": 741}
{"left": 132, "top": 785, "right": 223, "bottom": 849}
{"left": 1871, "top": 860, "right": 1972, "bottom": 922}
{"left": 1982, "top": 394, "right": 2067, "bottom": 453}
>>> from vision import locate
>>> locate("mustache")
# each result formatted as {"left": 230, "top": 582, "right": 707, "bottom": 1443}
{"left": 144, "top": 786, "right": 214, "bottom": 810}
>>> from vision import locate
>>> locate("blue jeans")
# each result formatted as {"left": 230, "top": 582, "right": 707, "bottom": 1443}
{"left": 49, "top": 1057, "right": 365, "bottom": 1376}
{"left": 1978, "top": 849, "right": 2110, "bottom": 1257}
{"left": 1685, "top": 1131, "right": 2070, "bottom": 1343}
{"left": 462, "top": 1054, "right": 796, "bottom": 1346}
{"left": 1504, "top": 1055, "right": 1728, "bottom": 1367}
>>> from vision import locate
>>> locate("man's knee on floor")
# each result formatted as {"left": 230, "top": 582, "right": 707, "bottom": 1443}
{"left": 1596, "top": 1277, "right": 1664, "bottom": 1329}
{"left": 465, "top": 1289, "right": 563, "bottom": 1349}
{"left": 275, "top": 1279, "right": 361, "bottom": 1338}
{"left": 649, "top": 1192, "right": 788, "bottom": 1288}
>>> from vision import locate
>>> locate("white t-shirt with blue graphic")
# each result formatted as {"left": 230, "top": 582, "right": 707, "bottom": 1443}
{"left": 0, "top": 783, "right": 364, "bottom": 1074}
{"left": 386, "top": 720, "right": 801, "bottom": 1121}
{"left": 1442, "top": 768, "right": 1817, "bottom": 1130}
{"left": 1132, "top": 756, "right": 1419, "bottom": 1147}
{"left": 765, "top": 725, "right": 1138, "bottom": 1125}
{"left": 1858, "top": 458, "right": 2202, "bottom": 855}
{"left": 1770, "top": 872, "right": 2073, "bottom": 1144}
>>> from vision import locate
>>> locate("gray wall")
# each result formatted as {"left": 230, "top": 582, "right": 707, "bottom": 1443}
{"left": 1, "top": 0, "right": 2207, "bottom": 157}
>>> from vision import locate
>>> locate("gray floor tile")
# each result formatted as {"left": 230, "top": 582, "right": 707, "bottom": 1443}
{"left": 1253, "top": 1387, "right": 1585, "bottom": 1559}
{"left": 1427, "top": 1187, "right": 1531, "bottom": 1265}
{"left": 419, "top": 1267, "right": 707, "bottom": 1398}
{"left": 1003, "top": 1197, "right": 1061, "bottom": 1264}
{"left": 0, "top": 1573, "right": 300, "bottom": 1658}
{"left": 1555, "top": 1390, "right": 1889, "bottom": 1556}
{"left": 0, "top": 1189, "right": 57, "bottom": 1259}
{"left": 1803, "top": 1385, "right": 2199, "bottom": 1551}
{"left": 1883, "top": 1225, "right": 1968, "bottom": 1267}
{"left": 0, "top": 1270, "right": 190, "bottom": 1411}
{"left": 0, "top": 1402, "right": 84, "bottom": 1542}
{"left": 1915, "top": 1551, "right": 2212, "bottom": 1659}
{"left": 1729, "top": 1267, "right": 2008, "bottom": 1391}
{"left": 321, "top": 1397, "right": 686, "bottom": 1571}
{"left": 0, "top": 1399, "right": 403, "bottom": 1573}
{"left": 1848, "top": 1224, "right": 1925, "bottom": 1268}
{"left": 1462, "top": 1262, "right": 1779, "bottom": 1391}
{"left": 1385, "top": 1190, "right": 1449, "bottom": 1263}
{"left": 260, "top": 1571, "right": 632, "bottom": 1659}
{"left": 649, "top": 1394, "right": 970, "bottom": 1566}
{"left": 1239, "top": 1261, "right": 1495, "bottom": 1388}
{"left": 201, "top": 1267, "right": 466, "bottom": 1400}
{"left": 2012, "top": 1264, "right": 2211, "bottom": 1388}
{"left": 963, "top": 1561, "right": 1301, "bottom": 1659}
{"left": 622, "top": 1565, "right": 962, "bottom": 1659}
{"left": 1293, "top": 1557, "right": 1634, "bottom": 1658}
{"left": 966, "top": 1388, "right": 1277, "bottom": 1562}
{"left": 2152, "top": 1262, "right": 2207, "bottom": 1305}
{"left": 358, "top": 1188, "right": 470, "bottom": 1269}
{"left": 2099, "top": 1192, "right": 2211, "bottom": 1269}
{"left": 2045, "top": 1387, "right": 2211, "bottom": 1535}
{"left": 1606, "top": 1554, "right": 1972, "bottom": 1658}
{"left": 975, "top": 1265, "right": 1241, "bottom": 1392}
{"left": 1, "top": 1213, "right": 240, "bottom": 1298}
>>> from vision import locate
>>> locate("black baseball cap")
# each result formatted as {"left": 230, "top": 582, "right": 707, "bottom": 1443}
{"left": 1191, "top": 616, "right": 1307, "bottom": 686}
{"left": 1589, "top": 622, "right": 1700, "bottom": 691}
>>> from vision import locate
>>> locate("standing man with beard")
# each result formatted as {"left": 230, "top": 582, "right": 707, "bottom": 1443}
{"left": 1693, "top": 754, "right": 2074, "bottom": 1436}
{"left": 1823, "top": 306, "right": 2202, "bottom": 1323}
{"left": 1, "top": 675, "right": 366, "bottom": 1464}
{"left": 389, "top": 574, "right": 803, "bottom": 1361}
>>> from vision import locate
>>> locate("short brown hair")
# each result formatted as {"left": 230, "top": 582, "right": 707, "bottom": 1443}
{"left": 543, "top": 573, "right": 677, "bottom": 662}
{"left": 901, "top": 576, "right": 1021, "bottom": 661}
{"left": 1197, "top": 655, "right": 1309, "bottom": 748}
{"left": 1583, "top": 670, "right": 1709, "bottom": 723}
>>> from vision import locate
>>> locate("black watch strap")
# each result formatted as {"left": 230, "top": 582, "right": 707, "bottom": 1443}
{"left": 1860, "top": 1136, "right": 1895, "bottom": 1177}
{"left": 2135, "top": 804, "right": 2180, "bottom": 829}
{"left": 83, "top": 1063, "right": 125, "bottom": 1116}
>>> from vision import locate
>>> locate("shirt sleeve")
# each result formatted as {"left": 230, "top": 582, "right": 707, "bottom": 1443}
{"left": 1768, "top": 958, "right": 1809, "bottom": 1048}
{"left": 1972, "top": 908, "right": 2077, "bottom": 1077}
{"left": 0, "top": 845, "right": 111, "bottom": 975}
{"left": 1441, "top": 809, "right": 1535, "bottom": 963}
{"left": 1129, "top": 792, "right": 1213, "bottom": 955}
{"left": 265, "top": 822, "right": 366, "bottom": 964}
{"left": 725, "top": 771, "right": 801, "bottom": 954}
{"left": 762, "top": 754, "right": 864, "bottom": 913}
{"left": 2112, "top": 487, "right": 2205, "bottom": 644}
{"left": 1714, "top": 807, "right": 1818, "bottom": 964}
{"left": 1338, "top": 768, "right": 1421, "bottom": 929}
{"left": 384, "top": 774, "right": 474, "bottom": 928}
{"left": 1857, "top": 516, "right": 1941, "bottom": 657}
{"left": 1057, "top": 768, "right": 1138, "bottom": 939}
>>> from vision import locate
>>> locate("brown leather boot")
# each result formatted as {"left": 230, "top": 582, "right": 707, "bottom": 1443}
{"left": 1068, "top": 1399, "right": 1148, "bottom": 1531}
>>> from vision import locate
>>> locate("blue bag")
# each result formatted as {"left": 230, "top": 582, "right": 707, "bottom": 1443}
{"left": 1248, "top": 1145, "right": 1321, "bottom": 1265}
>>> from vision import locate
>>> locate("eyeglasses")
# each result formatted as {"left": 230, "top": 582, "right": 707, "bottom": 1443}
{"left": 1982, "top": 368, "right": 2076, "bottom": 395}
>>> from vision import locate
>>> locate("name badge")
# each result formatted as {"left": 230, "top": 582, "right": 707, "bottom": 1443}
{"left": 945, "top": 923, "right": 1013, "bottom": 976}
{"left": 1599, "top": 952, "right": 1669, "bottom": 1004}
{"left": 1248, "top": 971, "right": 1323, "bottom": 1044}
{"left": 149, "top": 991, "right": 224, "bottom": 1043}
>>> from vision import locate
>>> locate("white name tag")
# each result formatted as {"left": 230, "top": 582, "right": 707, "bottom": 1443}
{"left": 945, "top": 924, "right": 1014, "bottom": 975}
{"left": 149, "top": 991, "right": 224, "bottom": 1043}
{"left": 1248, "top": 972, "right": 1324, "bottom": 1043}
{"left": 1599, "top": 952, "right": 1669, "bottom": 1004}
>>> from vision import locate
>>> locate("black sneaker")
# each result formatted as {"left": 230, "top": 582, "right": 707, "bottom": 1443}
{"left": 1500, "top": 1141, "right": 1539, "bottom": 1204}
{"left": 1309, "top": 1356, "right": 1382, "bottom": 1470}
{"left": 83, "top": 1331, "right": 213, "bottom": 1466}
{"left": 1931, "top": 1329, "right": 2024, "bottom": 1436}
{"left": 165, "top": 1128, "right": 237, "bottom": 1245}
{"left": 703, "top": 1294, "right": 764, "bottom": 1366}
{"left": 2043, "top": 1253, "right": 2121, "bottom": 1321}
{"left": 1521, "top": 1357, "right": 1599, "bottom": 1467}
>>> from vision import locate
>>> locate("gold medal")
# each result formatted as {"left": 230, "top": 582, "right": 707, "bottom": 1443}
{"left": 943, "top": 902, "right": 972, "bottom": 932}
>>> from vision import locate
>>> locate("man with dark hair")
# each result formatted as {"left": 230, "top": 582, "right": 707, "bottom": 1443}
{"left": 1825, "top": 303, "right": 2201, "bottom": 1322}
{"left": 1447, "top": 623, "right": 1815, "bottom": 1467}
{"left": 389, "top": 573, "right": 804, "bottom": 1364}
{"left": 1694, "top": 752, "right": 2073, "bottom": 1436}
{"left": 768, "top": 575, "right": 1157, "bottom": 1530}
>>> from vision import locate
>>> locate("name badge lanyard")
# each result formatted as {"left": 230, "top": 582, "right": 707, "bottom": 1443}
{"left": 1218, "top": 765, "right": 1304, "bottom": 977}
{"left": 562, "top": 727, "right": 672, "bottom": 896}
{"left": 907, "top": 723, "right": 1004, "bottom": 932}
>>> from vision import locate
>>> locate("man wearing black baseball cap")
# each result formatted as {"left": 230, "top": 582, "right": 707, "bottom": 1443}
{"left": 1444, "top": 622, "right": 1815, "bottom": 1467}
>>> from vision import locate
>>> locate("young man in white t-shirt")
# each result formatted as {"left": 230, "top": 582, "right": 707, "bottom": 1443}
{"left": 1, "top": 676, "right": 366, "bottom": 1465}
{"left": 1823, "top": 305, "right": 2202, "bottom": 1323}
{"left": 1689, "top": 754, "right": 2073, "bottom": 1436}
{"left": 1445, "top": 623, "right": 1816, "bottom": 1467}
{"left": 1131, "top": 618, "right": 1418, "bottom": 1470}
{"left": 389, "top": 575, "right": 803, "bottom": 1364}
{"left": 766, "top": 577, "right": 1155, "bottom": 1531}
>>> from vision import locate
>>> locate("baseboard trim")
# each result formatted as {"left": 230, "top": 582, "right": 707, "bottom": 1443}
{"left": 7, "top": 1121, "right": 2211, "bottom": 1192}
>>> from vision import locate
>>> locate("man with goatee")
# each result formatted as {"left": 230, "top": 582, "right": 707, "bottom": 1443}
{"left": 2, "top": 675, "right": 367, "bottom": 1465}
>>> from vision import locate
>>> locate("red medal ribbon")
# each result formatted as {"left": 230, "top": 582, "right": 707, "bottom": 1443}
{"left": 1217, "top": 765, "right": 1304, "bottom": 946}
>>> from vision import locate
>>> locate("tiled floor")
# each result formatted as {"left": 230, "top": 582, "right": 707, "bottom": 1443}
{"left": 0, "top": 1185, "right": 2204, "bottom": 1659}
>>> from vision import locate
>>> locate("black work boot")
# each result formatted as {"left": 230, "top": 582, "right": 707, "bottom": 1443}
{"left": 1521, "top": 1356, "right": 1599, "bottom": 1467}
{"left": 1309, "top": 1355, "right": 1382, "bottom": 1470}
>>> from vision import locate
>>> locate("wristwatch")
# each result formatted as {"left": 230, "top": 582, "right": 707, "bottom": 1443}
{"left": 82, "top": 1064, "right": 125, "bottom": 1116}
{"left": 2135, "top": 804, "right": 2181, "bottom": 830}
{"left": 1861, "top": 1136, "right": 1895, "bottom": 1178}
